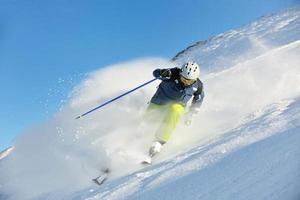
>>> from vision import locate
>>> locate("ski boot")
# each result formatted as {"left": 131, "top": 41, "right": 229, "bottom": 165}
{"left": 142, "top": 141, "right": 164, "bottom": 165}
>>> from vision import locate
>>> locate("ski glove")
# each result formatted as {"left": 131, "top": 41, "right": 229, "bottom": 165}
{"left": 159, "top": 69, "right": 172, "bottom": 79}
{"left": 153, "top": 68, "right": 172, "bottom": 80}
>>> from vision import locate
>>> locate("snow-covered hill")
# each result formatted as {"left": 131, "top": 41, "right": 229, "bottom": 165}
{"left": 173, "top": 6, "right": 300, "bottom": 72}
{"left": 1, "top": 6, "right": 300, "bottom": 200}
{"left": 0, "top": 147, "right": 13, "bottom": 161}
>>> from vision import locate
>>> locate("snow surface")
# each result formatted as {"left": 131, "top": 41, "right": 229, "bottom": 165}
{"left": 1, "top": 6, "right": 300, "bottom": 200}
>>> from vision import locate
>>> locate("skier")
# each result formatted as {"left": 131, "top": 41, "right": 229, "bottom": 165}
{"left": 143, "top": 61, "right": 205, "bottom": 164}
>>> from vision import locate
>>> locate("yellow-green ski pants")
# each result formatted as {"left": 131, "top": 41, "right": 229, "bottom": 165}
{"left": 146, "top": 103, "right": 185, "bottom": 143}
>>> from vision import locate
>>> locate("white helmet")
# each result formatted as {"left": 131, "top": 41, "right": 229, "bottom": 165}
{"left": 180, "top": 61, "right": 200, "bottom": 80}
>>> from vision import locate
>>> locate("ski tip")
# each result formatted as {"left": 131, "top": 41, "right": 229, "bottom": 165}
{"left": 141, "top": 159, "right": 152, "bottom": 165}
{"left": 92, "top": 168, "right": 110, "bottom": 186}
{"left": 141, "top": 161, "right": 152, "bottom": 165}
{"left": 93, "top": 178, "right": 106, "bottom": 186}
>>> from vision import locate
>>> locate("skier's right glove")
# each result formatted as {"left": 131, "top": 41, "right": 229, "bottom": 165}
{"left": 160, "top": 69, "right": 172, "bottom": 79}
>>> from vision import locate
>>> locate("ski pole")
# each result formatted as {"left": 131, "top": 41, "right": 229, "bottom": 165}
{"left": 75, "top": 78, "right": 158, "bottom": 119}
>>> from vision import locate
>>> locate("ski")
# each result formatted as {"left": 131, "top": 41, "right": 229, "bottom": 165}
{"left": 92, "top": 168, "right": 110, "bottom": 186}
{"left": 141, "top": 161, "right": 152, "bottom": 165}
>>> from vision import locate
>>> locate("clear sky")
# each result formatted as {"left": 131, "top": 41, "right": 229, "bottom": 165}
{"left": 0, "top": 0, "right": 299, "bottom": 151}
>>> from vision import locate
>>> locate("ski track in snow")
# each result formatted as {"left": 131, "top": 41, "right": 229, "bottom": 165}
{"left": 1, "top": 6, "right": 300, "bottom": 200}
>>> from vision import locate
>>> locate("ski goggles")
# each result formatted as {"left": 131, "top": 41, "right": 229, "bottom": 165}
{"left": 180, "top": 76, "right": 196, "bottom": 86}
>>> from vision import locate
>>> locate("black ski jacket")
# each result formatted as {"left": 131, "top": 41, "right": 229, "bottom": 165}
{"left": 150, "top": 67, "right": 204, "bottom": 111}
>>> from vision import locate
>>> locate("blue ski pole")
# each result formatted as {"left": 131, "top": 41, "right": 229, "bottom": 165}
{"left": 75, "top": 78, "right": 158, "bottom": 119}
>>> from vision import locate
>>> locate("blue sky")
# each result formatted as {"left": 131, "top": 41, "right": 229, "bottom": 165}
{"left": 0, "top": 0, "right": 298, "bottom": 151}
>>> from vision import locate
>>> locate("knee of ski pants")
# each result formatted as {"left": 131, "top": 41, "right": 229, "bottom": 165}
{"left": 169, "top": 103, "right": 185, "bottom": 114}
{"left": 156, "top": 103, "right": 185, "bottom": 143}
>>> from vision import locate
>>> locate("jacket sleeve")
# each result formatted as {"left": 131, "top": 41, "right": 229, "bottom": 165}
{"left": 190, "top": 81, "right": 204, "bottom": 113}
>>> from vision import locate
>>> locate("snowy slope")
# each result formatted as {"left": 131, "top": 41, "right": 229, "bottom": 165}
{"left": 65, "top": 37, "right": 300, "bottom": 200}
{"left": 67, "top": 98, "right": 300, "bottom": 200}
{"left": 173, "top": 6, "right": 300, "bottom": 72}
{"left": 0, "top": 147, "right": 13, "bottom": 161}
{"left": 1, "top": 6, "right": 300, "bottom": 200}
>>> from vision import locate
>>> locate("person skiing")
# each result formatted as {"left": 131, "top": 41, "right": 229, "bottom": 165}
{"left": 143, "top": 61, "right": 205, "bottom": 164}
